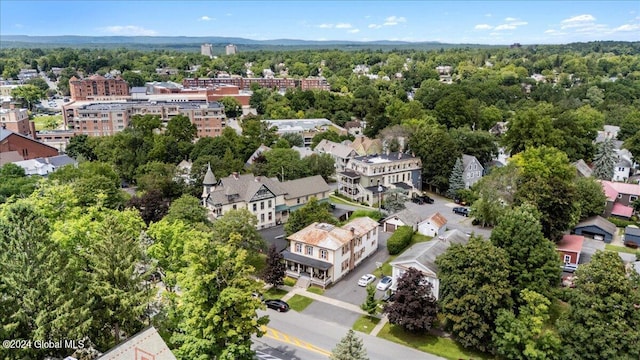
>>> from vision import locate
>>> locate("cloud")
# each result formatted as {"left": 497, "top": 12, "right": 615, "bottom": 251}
{"left": 474, "top": 24, "right": 493, "bottom": 30}
{"left": 199, "top": 16, "right": 211, "bottom": 21}
{"left": 225, "top": 13, "right": 232, "bottom": 16}
{"left": 348, "top": 28, "right": 360, "bottom": 33}
{"left": 504, "top": 17, "right": 517, "bottom": 22}
{"left": 611, "top": 23, "right": 640, "bottom": 32}
{"left": 560, "top": 14, "right": 596, "bottom": 29}
{"left": 100, "top": 25, "right": 157, "bottom": 36}
{"left": 335, "top": 23, "right": 352, "bottom": 29}
{"left": 383, "top": 15, "right": 406, "bottom": 26}
{"left": 368, "top": 24, "right": 382, "bottom": 29}
{"left": 318, "top": 23, "right": 334, "bottom": 28}
{"left": 494, "top": 24, "right": 517, "bottom": 31}
{"left": 485, "top": 13, "right": 492, "bottom": 17}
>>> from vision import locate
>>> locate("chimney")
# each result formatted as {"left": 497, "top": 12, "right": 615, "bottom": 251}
{"left": 255, "top": 176, "right": 260, "bottom": 182}
{"left": 350, "top": 227, "right": 355, "bottom": 234}
{"left": 233, "top": 172, "right": 238, "bottom": 179}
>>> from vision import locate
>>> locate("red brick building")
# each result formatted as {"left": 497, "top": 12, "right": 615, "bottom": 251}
{"left": 69, "top": 74, "right": 130, "bottom": 101}
{"left": 0, "top": 106, "right": 31, "bottom": 136}
{"left": 1, "top": 128, "right": 58, "bottom": 160}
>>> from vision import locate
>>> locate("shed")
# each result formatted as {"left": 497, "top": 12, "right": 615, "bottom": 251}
{"left": 572, "top": 216, "right": 617, "bottom": 243}
{"left": 417, "top": 212, "right": 447, "bottom": 237}
{"left": 557, "top": 234, "right": 584, "bottom": 269}
{"left": 624, "top": 226, "right": 640, "bottom": 248}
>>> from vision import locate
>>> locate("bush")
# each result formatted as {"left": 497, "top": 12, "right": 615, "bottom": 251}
{"left": 607, "top": 217, "right": 638, "bottom": 228}
{"left": 387, "top": 226, "right": 414, "bottom": 255}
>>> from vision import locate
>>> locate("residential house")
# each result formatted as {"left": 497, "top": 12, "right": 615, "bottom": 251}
{"left": 175, "top": 160, "right": 194, "bottom": 184}
{"left": 202, "top": 168, "right": 330, "bottom": 229}
{"left": 572, "top": 216, "right": 617, "bottom": 243}
{"left": 291, "top": 145, "right": 314, "bottom": 158}
{"left": 350, "top": 136, "right": 382, "bottom": 156}
{"left": 557, "top": 234, "right": 584, "bottom": 271}
{"left": 382, "top": 208, "right": 425, "bottom": 233}
{"left": 12, "top": 154, "right": 76, "bottom": 176}
{"left": 283, "top": 217, "right": 379, "bottom": 288}
{"left": 389, "top": 229, "right": 469, "bottom": 300}
{"left": 314, "top": 139, "right": 358, "bottom": 172}
{"left": 601, "top": 180, "right": 640, "bottom": 219}
{"left": 462, "top": 154, "right": 484, "bottom": 189}
{"left": 245, "top": 144, "right": 271, "bottom": 167}
{"left": 1, "top": 128, "right": 59, "bottom": 161}
{"left": 344, "top": 120, "right": 363, "bottom": 136}
{"left": 595, "top": 125, "right": 624, "bottom": 149}
{"left": 418, "top": 212, "right": 447, "bottom": 237}
{"left": 338, "top": 152, "right": 422, "bottom": 207}
{"left": 97, "top": 326, "right": 176, "bottom": 360}
{"left": 624, "top": 226, "right": 640, "bottom": 248}
{"left": 613, "top": 149, "right": 634, "bottom": 182}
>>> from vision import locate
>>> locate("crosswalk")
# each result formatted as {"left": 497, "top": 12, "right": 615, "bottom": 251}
{"left": 255, "top": 350, "right": 284, "bottom": 360}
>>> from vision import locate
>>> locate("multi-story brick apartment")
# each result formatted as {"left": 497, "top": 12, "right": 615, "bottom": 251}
{"left": 1, "top": 128, "right": 58, "bottom": 161}
{"left": 0, "top": 106, "right": 30, "bottom": 136}
{"left": 69, "top": 74, "right": 130, "bottom": 101}
{"left": 63, "top": 100, "right": 225, "bottom": 138}
{"left": 300, "top": 77, "right": 330, "bottom": 91}
{"left": 339, "top": 152, "right": 422, "bottom": 206}
{"left": 183, "top": 77, "right": 297, "bottom": 91}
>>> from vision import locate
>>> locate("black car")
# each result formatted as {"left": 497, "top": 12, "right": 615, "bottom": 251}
{"left": 265, "top": 299, "right": 290, "bottom": 312}
{"left": 411, "top": 195, "right": 434, "bottom": 205}
{"left": 452, "top": 207, "right": 470, "bottom": 217}
{"left": 411, "top": 197, "right": 424, "bottom": 205}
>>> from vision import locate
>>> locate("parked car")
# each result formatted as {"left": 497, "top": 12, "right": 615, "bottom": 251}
{"left": 452, "top": 207, "right": 470, "bottom": 217}
{"left": 411, "top": 197, "right": 424, "bottom": 205}
{"left": 357, "top": 274, "right": 377, "bottom": 287}
{"left": 562, "top": 263, "right": 578, "bottom": 273}
{"left": 376, "top": 276, "right": 393, "bottom": 291}
{"left": 265, "top": 299, "right": 290, "bottom": 312}
{"left": 411, "top": 194, "right": 435, "bottom": 205}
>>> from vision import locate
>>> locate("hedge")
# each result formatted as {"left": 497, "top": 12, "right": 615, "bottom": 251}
{"left": 387, "top": 226, "right": 414, "bottom": 255}
{"left": 607, "top": 217, "right": 639, "bottom": 228}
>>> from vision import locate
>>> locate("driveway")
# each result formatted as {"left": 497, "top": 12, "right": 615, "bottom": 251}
{"left": 579, "top": 237, "right": 606, "bottom": 264}
{"left": 322, "top": 228, "right": 392, "bottom": 306}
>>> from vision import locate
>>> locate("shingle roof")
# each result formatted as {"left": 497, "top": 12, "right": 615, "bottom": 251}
{"left": 206, "top": 173, "right": 284, "bottom": 206}
{"left": 601, "top": 180, "right": 640, "bottom": 196}
{"left": 391, "top": 229, "right": 469, "bottom": 275}
{"left": 625, "top": 226, "right": 640, "bottom": 237}
{"left": 287, "top": 222, "right": 353, "bottom": 250}
{"left": 422, "top": 212, "right": 447, "bottom": 229}
{"left": 462, "top": 154, "right": 482, "bottom": 170}
{"left": 572, "top": 159, "right": 593, "bottom": 177}
{"left": 612, "top": 203, "right": 634, "bottom": 218}
{"left": 281, "top": 175, "right": 330, "bottom": 200}
{"left": 384, "top": 208, "right": 425, "bottom": 227}
{"left": 557, "top": 234, "right": 584, "bottom": 253}
{"left": 574, "top": 216, "right": 617, "bottom": 236}
{"left": 203, "top": 164, "right": 217, "bottom": 185}
{"left": 314, "top": 139, "right": 356, "bottom": 158}
{"left": 97, "top": 326, "right": 176, "bottom": 360}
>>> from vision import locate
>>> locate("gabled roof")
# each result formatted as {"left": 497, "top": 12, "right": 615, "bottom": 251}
{"left": 206, "top": 173, "right": 284, "bottom": 206}
{"left": 420, "top": 212, "right": 447, "bottom": 229}
{"left": 572, "top": 159, "right": 593, "bottom": 177}
{"left": 281, "top": 175, "right": 330, "bottom": 199}
{"left": 601, "top": 180, "right": 640, "bottom": 197}
{"left": 287, "top": 222, "right": 353, "bottom": 250}
{"left": 0, "top": 128, "right": 58, "bottom": 151}
{"left": 625, "top": 226, "right": 640, "bottom": 237}
{"left": 390, "top": 230, "right": 469, "bottom": 276}
{"left": 340, "top": 216, "right": 378, "bottom": 236}
{"left": 612, "top": 203, "right": 634, "bottom": 218}
{"left": 245, "top": 144, "right": 271, "bottom": 166}
{"left": 291, "top": 145, "right": 314, "bottom": 158}
{"left": 314, "top": 139, "right": 357, "bottom": 158}
{"left": 462, "top": 154, "right": 483, "bottom": 170}
{"left": 383, "top": 208, "right": 425, "bottom": 226}
{"left": 557, "top": 234, "right": 584, "bottom": 253}
{"left": 574, "top": 216, "right": 617, "bottom": 236}
{"left": 350, "top": 136, "right": 382, "bottom": 156}
{"left": 97, "top": 326, "right": 176, "bottom": 360}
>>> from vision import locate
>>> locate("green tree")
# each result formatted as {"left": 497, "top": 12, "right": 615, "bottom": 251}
{"left": 49, "top": 161, "right": 126, "bottom": 209}
{"left": 220, "top": 96, "right": 242, "bottom": 118}
{"left": 592, "top": 139, "right": 616, "bottom": 180}
{"left": 165, "top": 194, "right": 209, "bottom": 225}
{"left": 436, "top": 236, "right": 513, "bottom": 352}
{"left": 262, "top": 243, "right": 285, "bottom": 288}
{"left": 503, "top": 103, "right": 563, "bottom": 155}
{"left": 0, "top": 163, "right": 38, "bottom": 204}
{"left": 281, "top": 132, "right": 304, "bottom": 147}
{"left": 264, "top": 148, "right": 304, "bottom": 181}
{"left": 383, "top": 267, "right": 438, "bottom": 333}
{"left": 361, "top": 284, "right": 378, "bottom": 316}
{"left": 212, "top": 208, "right": 266, "bottom": 252}
{"left": 450, "top": 128, "right": 498, "bottom": 166}
{"left": 65, "top": 134, "right": 97, "bottom": 161}
{"left": 171, "top": 233, "right": 268, "bottom": 360}
{"left": 557, "top": 251, "right": 640, "bottom": 359}
{"left": 493, "top": 290, "right": 562, "bottom": 360}
{"left": 11, "top": 84, "right": 45, "bottom": 110}
{"left": 166, "top": 114, "right": 197, "bottom": 144}
{"left": 25, "top": 77, "right": 50, "bottom": 92}
{"left": 446, "top": 157, "right": 465, "bottom": 198}
{"left": 330, "top": 329, "right": 369, "bottom": 360}
{"left": 409, "top": 124, "right": 461, "bottom": 192}
{"left": 301, "top": 153, "right": 336, "bottom": 181}
{"left": 490, "top": 204, "right": 562, "bottom": 298}
{"left": 574, "top": 176, "right": 607, "bottom": 219}
{"left": 0, "top": 202, "right": 90, "bottom": 360}
{"left": 382, "top": 188, "right": 408, "bottom": 213}
{"left": 285, "top": 197, "right": 337, "bottom": 236}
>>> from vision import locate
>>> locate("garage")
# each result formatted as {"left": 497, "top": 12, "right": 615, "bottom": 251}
{"left": 573, "top": 216, "right": 616, "bottom": 244}
{"left": 381, "top": 209, "right": 424, "bottom": 233}
{"left": 385, "top": 223, "right": 397, "bottom": 232}
{"left": 624, "top": 226, "right": 640, "bottom": 247}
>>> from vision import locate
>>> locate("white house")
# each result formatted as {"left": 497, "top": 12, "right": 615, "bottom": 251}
{"left": 283, "top": 217, "right": 379, "bottom": 288}
{"left": 389, "top": 230, "right": 469, "bottom": 299}
{"left": 417, "top": 212, "right": 447, "bottom": 237}
{"left": 382, "top": 208, "right": 425, "bottom": 233}
{"left": 12, "top": 154, "right": 77, "bottom": 176}
{"left": 613, "top": 149, "right": 634, "bottom": 182}
{"left": 314, "top": 139, "right": 358, "bottom": 172}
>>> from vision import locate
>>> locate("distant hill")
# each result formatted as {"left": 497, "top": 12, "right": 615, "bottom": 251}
{"left": 0, "top": 35, "right": 500, "bottom": 51}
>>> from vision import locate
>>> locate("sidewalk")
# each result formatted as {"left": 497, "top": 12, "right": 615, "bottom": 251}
{"left": 279, "top": 286, "right": 390, "bottom": 336}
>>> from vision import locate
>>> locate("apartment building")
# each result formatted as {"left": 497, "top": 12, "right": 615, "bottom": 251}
{"left": 0, "top": 106, "right": 30, "bottom": 136}
{"left": 300, "top": 77, "right": 330, "bottom": 91}
{"left": 69, "top": 74, "right": 130, "bottom": 101}
{"left": 183, "top": 77, "right": 297, "bottom": 91}
{"left": 201, "top": 43, "right": 214, "bottom": 58}
{"left": 225, "top": 44, "right": 237, "bottom": 55}
{"left": 339, "top": 152, "right": 422, "bottom": 206}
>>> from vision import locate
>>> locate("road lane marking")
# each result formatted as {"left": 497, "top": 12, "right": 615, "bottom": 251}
{"left": 261, "top": 326, "right": 331, "bottom": 356}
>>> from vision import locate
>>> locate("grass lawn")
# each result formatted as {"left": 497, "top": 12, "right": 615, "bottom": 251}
{"left": 283, "top": 276, "right": 296, "bottom": 287}
{"left": 352, "top": 315, "right": 380, "bottom": 334}
{"left": 306, "top": 286, "right": 325, "bottom": 295}
{"left": 377, "top": 323, "right": 491, "bottom": 360}
{"left": 329, "top": 195, "right": 373, "bottom": 210}
{"left": 605, "top": 244, "right": 638, "bottom": 255}
{"left": 32, "top": 115, "right": 62, "bottom": 131}
{"left": 264, "top": 287, "right": 289, "bottom": 299}
{"left": 287, "top": 294, "right": 314, "bottom": 312}
{"left": 411, "top": 233, "right": 433, "bottom": 244}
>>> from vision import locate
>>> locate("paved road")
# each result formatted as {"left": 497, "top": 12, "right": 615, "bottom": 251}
{"left": 254, "top": 309, "right": 444, "bottom": 360}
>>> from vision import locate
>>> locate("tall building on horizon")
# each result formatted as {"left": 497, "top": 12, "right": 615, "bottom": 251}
{"left": 225, "top": 44, "right": 237, "bottom": 55}
{"left": 201, "top": 43, "right": 214, "bottom": 58}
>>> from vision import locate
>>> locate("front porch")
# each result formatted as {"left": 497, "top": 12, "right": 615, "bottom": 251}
{"left": 282, "top": 250, "right": 333, "bottom": 289}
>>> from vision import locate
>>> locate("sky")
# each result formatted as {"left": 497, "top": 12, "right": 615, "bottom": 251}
{"left": 1, "top": 1, "right": 639, "bottom": 45}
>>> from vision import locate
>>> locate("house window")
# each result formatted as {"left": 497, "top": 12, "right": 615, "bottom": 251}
{"left": 268, "top": 212, "right": 272, "bottom": 221}
{"left": 261, "top": 201, "right": 264, "bottom": 210}
{"left": 233, "top": 204, "right": 237, "bottom": 209}
{"left": 268, "top": 200, "right": 272, "bottom": 208}
{"left": 253, "top": 203, "right": 257, "bottom": 211}
{"left": 260, "top": 214, "right": 265, "bottom": 222}
{"left": 630, "top": 195, "right": 638, "bottom": 202}
{"left": 341, "top": 260, "right": 349, "bottom": 271}
{"left": 320, "top": 249, "right": 328, "bottom": 260}
{"left": 295, "top": 243, "right": 302, "bottom": 252}
{"left": 305, "top": 246, "right": 313, "bottom": 256}
{"left": 342, "top": 244, "right": 350, "bottom": 255}
{"left": 563, "top": 255, "right": 571, "bottom": 263}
